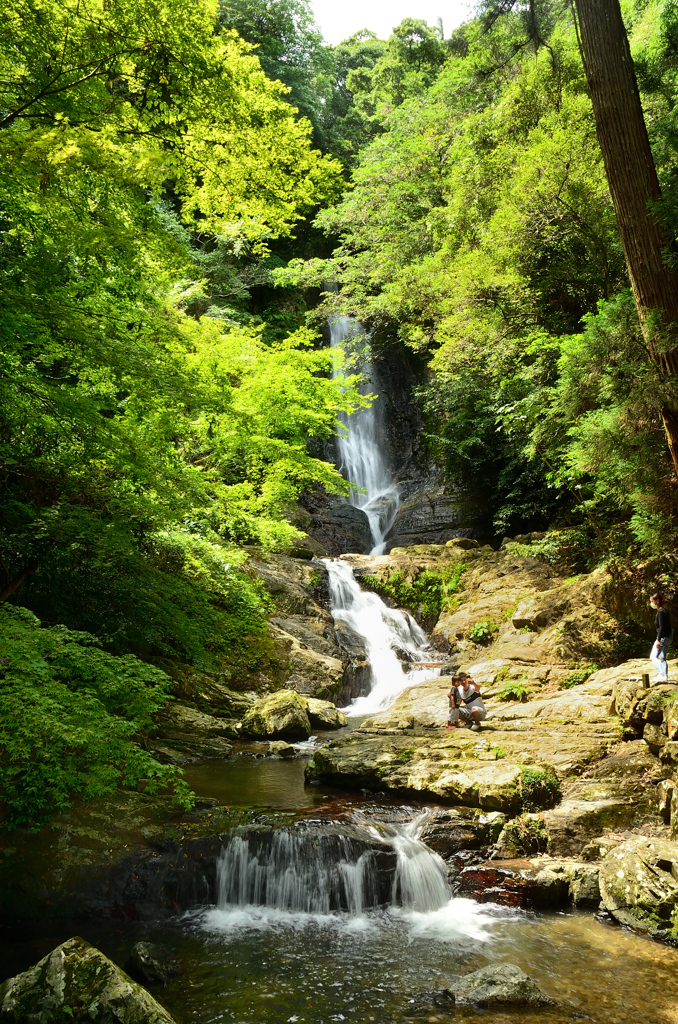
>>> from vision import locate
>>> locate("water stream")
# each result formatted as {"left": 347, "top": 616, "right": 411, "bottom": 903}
{"left": 324, "top": 557, "right": 441, "bottom": 717}
{"left": 210, "top": 812, "right": 449, "bottom": 919}
{"left": 329, "top": 314, "right": 400, "bottom": 554}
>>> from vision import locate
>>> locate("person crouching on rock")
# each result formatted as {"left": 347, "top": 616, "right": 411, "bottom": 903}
{"left": 650, "top": 592, "right": 673, "bottom": 682}
{"left": 453, "top": 672, "right": 487, "bottom": 732}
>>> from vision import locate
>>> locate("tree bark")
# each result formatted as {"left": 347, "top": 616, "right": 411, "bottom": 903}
{"left": 0, "top": 560, "right": 40, "bottom": 603}
{"left": 574, "top": 0, "right": 678, "bottom": 472}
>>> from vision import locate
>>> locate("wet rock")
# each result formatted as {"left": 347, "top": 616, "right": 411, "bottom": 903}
{"left": 450, "top": 963, "right": 554, "bottom": 1007}
{"left": 241, "top": 690, "right": 311, "bottom": 740}
{"left": 332, "top": 620, "right": 371, "bottom": 704}
{"left": 454, "top": 857, "right": 598, "bottom": 908}
{"left": 306, "top": 697, "right": 348, "bottom": 730}
{"left": 152, "top": 703, "right": 236, "bottom": 759}
{"left": 267, "top": 741, "right": 295, "bottom": 757}
{"left": 267, "top": 621, "right": 344, "bottom": 701}
{"left": 300, "top": 491, "right": 372, "bottom": 555}
{"left": 124, "top": 941, "right": 179, "bottom": 988}
{"left": 599, "top": 837, "right": 678, "bottom": 944}
{"left": 0, "top": 936, "right": 178, "bottom": 1023}
{"left": 385, "top": 486, "right": 487, "bottom": 550}
{"left": 420, "top": 808, "right": 506, "bottom": 857}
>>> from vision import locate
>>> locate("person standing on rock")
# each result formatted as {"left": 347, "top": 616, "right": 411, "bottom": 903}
{"left": 447, "top": 685, "right": 460, "bottom": 728}
{"left": 451, "top": 672, "right": 487, "bottom": 731}
{"left": 650, "top": 593, "right": 673, "bottom": 682}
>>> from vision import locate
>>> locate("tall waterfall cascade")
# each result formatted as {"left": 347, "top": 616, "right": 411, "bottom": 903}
{"left": 325, "top": 558, "right": 441, "bottom": 717}
{"left": 329, "top": 314, "right": 400, "bottom": 554}
{"left": 215, "top": 813, "right": 450, "bottom": 917}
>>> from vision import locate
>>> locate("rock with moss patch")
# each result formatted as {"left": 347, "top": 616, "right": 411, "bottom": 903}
{"left": 450, "top": 963, "right": 554, "bottom": 1006}
{"left": 0, "top": 936, "right": 178, "bottom": 1022}
{"left": 241, "top": 690, "right": 311, "bottom": 740}
{"left": 599, "top": 837, "right": 678, "bottom": 944}
{"left": 306, "top": 697, "right": 348, "bottom": 730}
{"left": 267, "top": 740, "right": 295, "bottom": 757}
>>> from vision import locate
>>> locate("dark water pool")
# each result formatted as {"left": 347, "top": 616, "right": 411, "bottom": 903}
{"left": 181, "top": 755, "right": 332, "bottom": 810}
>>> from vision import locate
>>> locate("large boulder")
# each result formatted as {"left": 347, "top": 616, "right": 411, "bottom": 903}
{"left": 450, "top": 963, "right": 553, "bottom": 1007}
{"left": 0, "top": 936, "right": 177, "bottom": 1023}
{"left": 151, "top": 704, "right": 235, "bottom": 762}
{"left": 599, "top": 837, "right": 678, "bottom": 944}
{"left": 124, "top": 941, "right": 179, "bottom": 989}
{"left": 300, "top": 492, "right": 372, "bottom": 555}
{"left": 542, "top": 741, "right": 665, "bottom": 856}
{"left": 385, "top": 486, "right": 487, "bottom": 550}
{"left": 306, "top": 697, "right": 348, "bottom": 730}
{"left": 241, "top": 690, "right": 312, "bottom": 740}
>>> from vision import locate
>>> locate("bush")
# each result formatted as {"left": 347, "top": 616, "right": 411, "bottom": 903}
{"left": 500, "top": 813, "right": 550, "bottom": 855}
{"left": 469, "top": 619, "right": 499, "bottom": 644}
{"left": 559, "top": 662, "right": 599, "bottom": 689}
{"left": 360, "top": 562, "right": 466, "bottom": 626}
{"left": 518, "top": 765, "right": 561, "bottom": 811}
{"left": 0, "top": 605, "right": 192, "bottom": 829}
{"left": 497, "top": 676, "right": 532, "bottom": 702}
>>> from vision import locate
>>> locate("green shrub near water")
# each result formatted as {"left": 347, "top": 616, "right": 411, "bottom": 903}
{"left": 518, "top": 765, "right": 561, "bottom": 811}
{"left": 360, "top": 563, "right": 466, "bottom": 625}
{"left": 0, "top": 605, "right": 193, "bottom": 830}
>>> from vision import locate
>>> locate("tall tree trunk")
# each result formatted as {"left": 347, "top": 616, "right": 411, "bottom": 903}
{"left": 574, "top": 0, "right": 678, "bottom": 472}
{"left": 0, "top": 560, "right": 40, "bottom": 603}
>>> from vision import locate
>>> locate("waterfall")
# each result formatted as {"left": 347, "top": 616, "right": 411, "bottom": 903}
{"left": 324, "top": 558, "right": 441, "bottom": 717}
{"left": 214, "top": 815, "right": 450, "bottom": 917}
{"left": 329, "top": 314, "right": 400, "bottom": 554}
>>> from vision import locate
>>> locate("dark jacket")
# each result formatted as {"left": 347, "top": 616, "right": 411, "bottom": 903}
{"left": 656, "top": 607, "right": 672, "bottom": 641}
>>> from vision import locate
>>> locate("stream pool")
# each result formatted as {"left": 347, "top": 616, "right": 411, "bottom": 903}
{"left": 4, "top": 753, "right": 678, "bottom": 1024}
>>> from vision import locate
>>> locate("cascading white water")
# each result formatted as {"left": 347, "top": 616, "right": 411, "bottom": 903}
{"left": 214, "top": 814, "right": 450, "bottom": 918}
{"left": 389, "top": 813, "right": 451, "bottom": 913}
{"left": 325, "top": 558, "right": 441, "bottom": 717}
{"left": 329, "top": 314, "right": 400, "bottom": 554}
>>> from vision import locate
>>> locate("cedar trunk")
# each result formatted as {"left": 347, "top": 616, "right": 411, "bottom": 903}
{"left": 574, "top": 0, "right": 678, "bottom": 471}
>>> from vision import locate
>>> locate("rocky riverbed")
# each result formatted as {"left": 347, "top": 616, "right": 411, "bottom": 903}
{"left": 3, "top": 536, "right": 678, "bottom": 1023}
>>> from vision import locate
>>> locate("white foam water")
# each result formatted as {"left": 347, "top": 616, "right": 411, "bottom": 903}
{"left": 200, "top": 811, "right": 501, "bottom": 944}
{"left": 329, "top": 314, "right": 400, "bottom": 554}
{"left": 324, "top": 558, "right": 441, "bottom": 717}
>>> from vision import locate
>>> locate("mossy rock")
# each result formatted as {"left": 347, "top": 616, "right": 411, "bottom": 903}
{"left": 599, "top": 837, "right": 678, "bottom": 945}
{"left": 0, "top": 936, "right": 177, "bottom": 1022}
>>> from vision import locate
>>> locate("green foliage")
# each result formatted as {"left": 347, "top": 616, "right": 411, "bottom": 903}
{"left": 280, "top": 4, "right": 678, "bottom": 547}
{"left": 497, "top": 676, "right": 532, "bottom": 701}
{"left": 518, "top": 765, "right": 561, "bottom": 811}
{"left": 469, "top": 619, "right": 499, "bottom": 644}
{"left": 559, "top": 663, "right": 599, "bottom": 689}
{"left": 0, "top": 605, "right": 192, "bottom": 829}
{"left": 360, "top": 562, "right": 466, "bottom": 624}
{"left": 501, "top": 813, "right": 549, "bottom": 855}
{"left": 218, "top": 0, "right": 334, "bottom": 149}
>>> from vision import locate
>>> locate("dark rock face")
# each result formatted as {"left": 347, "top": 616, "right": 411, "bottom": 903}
{"left": 124, "top": 942, "right": 180, "bottom": 988}
{"left": 332, "top": 620, "right": 371, "bottom": 704}
{"left": 385, "top": 487, "right": 489, "bottom": 551}
{"left": 0, "top": 937, "right": 178, "bottom": 1023}
{"left": 300, "top": 491, "right": 372, "bottom": 555}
